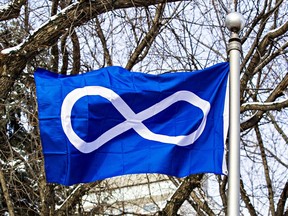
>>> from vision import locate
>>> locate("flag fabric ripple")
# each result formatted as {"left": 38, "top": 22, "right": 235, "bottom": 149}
{"left": 34, "top": 62, "right": 229, "bottom": 186}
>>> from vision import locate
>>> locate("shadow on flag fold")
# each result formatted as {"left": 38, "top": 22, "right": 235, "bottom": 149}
{"left": 34, "top": 62, "right": 229, "bottom": 186}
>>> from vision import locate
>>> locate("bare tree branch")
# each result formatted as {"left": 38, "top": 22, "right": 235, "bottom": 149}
{"left": 55, "top": 181, "right": 100, "bottom": 215}
{"left": 240, "top": 2, "right": 287, "bottom": 102}
{"left": 189, "top": 191, "right": 215, "bottom": 216}
{"left": 241, "top": 0, "right": 283, "bottom": 44}
{"left": 0, "top": 0, "right": 27, "bottom": 21}
{"left": 0, "top": 163, "right": 15, "bottom": 216}
{"left": 0, "top": 0, "right": 181, "bottom": 100}
{"left": 125, "top": 3, "right": 165, "bottom": 70}
{"left": 71, "top": 30, "right": 81, "bottom": 75}
{"left": 241, "top": 98, "right": 288, "bottom": 112}
{"left": 240, "top": 178, "right": 257, "bottom": 216}
{"left": 60, "top": 32, "right": 69, "bottom": 75}
{"left": 95, "top": 16, "right": 113, "bottom": 66}
{"left": 267, "top": 112, "right": 288, "bottom": 144}
{"left": 50, "top": 0, "right": 60, "bottom": 73}
{"left": 169, "top": 176, "right": 215, "bottom": 215}
{"left": 241, "top": 72, "right": 288, "bottom": 131}
{"left": 275, "top": 181, "right": 288, "bottom": 216}
{"left": 218, "top": 175, "right": 228, "bottom": 215}
{"left": 255, "top": 125, "right": 275, "bottom": 215}
{"left": 158, "top": 174, "right": 203, "bottom": 216}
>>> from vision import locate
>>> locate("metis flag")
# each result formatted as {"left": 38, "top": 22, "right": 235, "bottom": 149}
{"left": 34, "top": 62, "right": 229, "bottom": 186}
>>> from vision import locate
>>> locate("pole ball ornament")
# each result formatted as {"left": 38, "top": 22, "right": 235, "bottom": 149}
{"left": 225, "top": 12, "right": 245, "bottom": 33}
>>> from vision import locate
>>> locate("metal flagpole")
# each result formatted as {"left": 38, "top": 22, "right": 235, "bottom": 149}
{"left": 225, "top": 12, "right": 245, "bottom": 216}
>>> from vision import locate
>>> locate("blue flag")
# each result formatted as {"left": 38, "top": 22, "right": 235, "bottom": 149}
{"left": 34, "top": 62, "right": 229, "bottom": 186}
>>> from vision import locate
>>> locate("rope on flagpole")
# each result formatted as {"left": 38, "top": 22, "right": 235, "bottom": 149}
{"left": 225, "top": 12, "right": 245, "bottom": 216}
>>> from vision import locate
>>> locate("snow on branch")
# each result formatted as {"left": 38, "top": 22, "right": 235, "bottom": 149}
{"left": 241, "top": 99, "right": 288, "bottom": 112}
{"left": 0, "top": 0, "right": 180, "bottom": 56}
{"left": 0, "top": 2, "right": 78, "bottom": 55}
{"left": 266, "top": 20, "right": 288, "bottom": 39}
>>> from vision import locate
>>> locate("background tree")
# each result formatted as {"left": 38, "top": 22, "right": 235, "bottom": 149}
{"left": 0, "top": 0, "right": 287, "bottom": 215}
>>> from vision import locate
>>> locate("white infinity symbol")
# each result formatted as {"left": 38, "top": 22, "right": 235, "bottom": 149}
{"left": 61, "top": 86, "right": 210, "bottom": 153}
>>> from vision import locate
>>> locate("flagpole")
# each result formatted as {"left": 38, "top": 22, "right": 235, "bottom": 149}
{"left": 225, "top": 12, "right": 244, "bottom": 216}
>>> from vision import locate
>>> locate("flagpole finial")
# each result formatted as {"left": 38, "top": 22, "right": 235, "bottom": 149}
{"left": 225, "top": 12, "right": 245, "bottom": 33}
